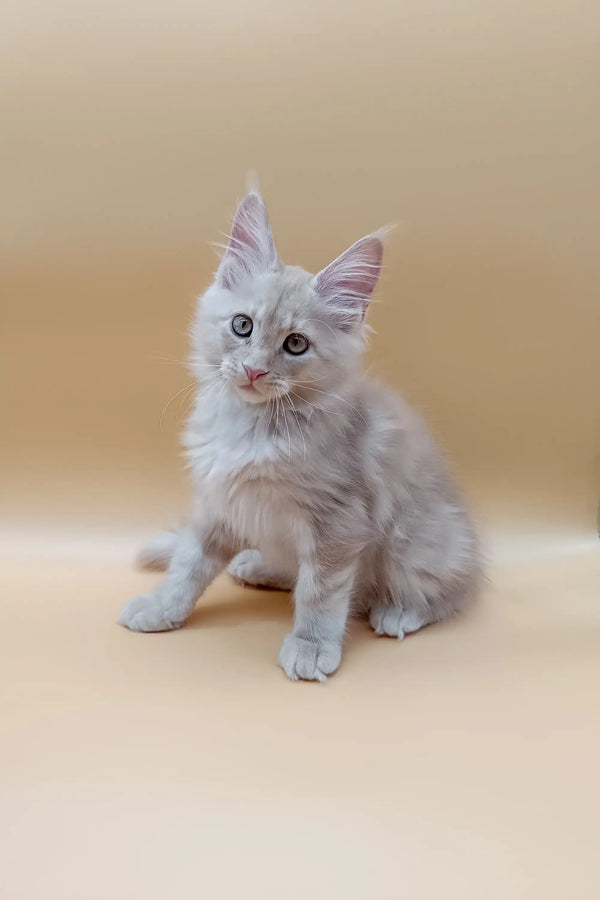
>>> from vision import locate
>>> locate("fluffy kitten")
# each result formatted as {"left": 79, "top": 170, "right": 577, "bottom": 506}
{"left": 119, "top": 189, "right": 482, "bottom": 681}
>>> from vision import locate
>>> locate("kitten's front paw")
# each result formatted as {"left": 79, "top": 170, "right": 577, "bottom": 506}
{"left": 118, "top": 591, "right": 185, "bottom": 632}
{"left": 278, "top": 634, "right": 342, "bottom": 683}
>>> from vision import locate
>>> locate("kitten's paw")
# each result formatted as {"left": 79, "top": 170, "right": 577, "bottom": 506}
{"left": 278, "top": 634, "right": 342, "bottom": 683}
{"left": 369, "top": 603, "right": 429, "bottom": 638}
{"left": 369, "top": 603, "right": 406, "bottom": 639}
{"left": 118, "top": 591, "right": 185, "bottom": 632}
{"left": 228, "top": 549, "right": 293, "bottom": 590}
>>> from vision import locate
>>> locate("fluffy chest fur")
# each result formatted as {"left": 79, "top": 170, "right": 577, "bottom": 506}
{"left": 184, "top": 395, "right": 305, "bottom": 556}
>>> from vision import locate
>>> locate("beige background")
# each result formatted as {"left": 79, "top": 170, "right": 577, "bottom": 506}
{"left": 2, "top": 1, "right": 599, "bottom": 897}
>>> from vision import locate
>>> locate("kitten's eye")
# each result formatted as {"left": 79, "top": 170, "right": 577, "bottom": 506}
{"left": 231, "top": 314, "right": 253, "bottom": 337}
{"left": 283, "top": 333, "right": 309, "bottom": 355}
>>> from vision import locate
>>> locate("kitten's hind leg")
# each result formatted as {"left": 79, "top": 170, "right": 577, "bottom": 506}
{"left": 369, "top": 600, "right": 430, "bottom": 639}
{"left": 361, "top": 547, "right": 430, "bottom": 639}
{"left": 368, "top": 569, "right": 475, "bottom": 639}
{"left": 366, "top": 551, "right": 436, "bottom": 639}
{"left": 366, "top": 521, "right": 480, "bottom": 639}
{"left": 228, "top": 549, "right": 295, "bottom": 590}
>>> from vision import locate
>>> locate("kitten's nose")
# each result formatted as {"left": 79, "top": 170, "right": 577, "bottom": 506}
{"left": 243, "top": 365, "right": 268, "bottom": 384}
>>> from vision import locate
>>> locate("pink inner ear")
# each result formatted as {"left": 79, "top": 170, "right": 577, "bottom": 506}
{"left": 316, "top": 234, "right": 383, "bottom": 305}
{"left": 230, "top": 220, "right": 257, "bottom": 256}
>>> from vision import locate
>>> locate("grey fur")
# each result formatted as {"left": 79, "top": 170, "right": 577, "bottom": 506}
{"left": 119, "top": 190, "right": 482, "bottom": 681}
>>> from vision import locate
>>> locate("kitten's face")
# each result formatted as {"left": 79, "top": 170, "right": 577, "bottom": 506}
{"left": 194, "top": 267, "right": 362, "bottom": 405}
{"left": 192, "top": 191, "right": 383, "bottom": 406}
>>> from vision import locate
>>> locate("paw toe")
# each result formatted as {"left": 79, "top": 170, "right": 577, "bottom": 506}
{"left": 228, "top": 550, "right": 292, "bottom": 590}
{"left": 369, "top": 604, "right": 405, "bottom": 639}
{"left": 227, "top": 549, "right": 260, "bottom": 584}
{"left": 278, "top": 634, "right": 341, "bottom": 682}
{"left": 118, "top": 594, "right": 182, "bottom": 632}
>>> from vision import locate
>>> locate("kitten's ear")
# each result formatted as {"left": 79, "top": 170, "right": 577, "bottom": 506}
{"left": 313, "top": 233, "right": 384, "bottom": 328}
{"left": 217, "top": 191, "right": 278, "bottom": 289}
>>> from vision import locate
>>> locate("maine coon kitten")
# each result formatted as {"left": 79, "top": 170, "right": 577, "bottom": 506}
{"left": 118, "top": 189, "right": 482, "bottom": 681}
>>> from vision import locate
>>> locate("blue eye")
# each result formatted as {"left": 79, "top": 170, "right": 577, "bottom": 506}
{"left": 231, "top": 315, "right": 253, "bottom": 337}
{"left": 283, "top": 333, "right": 309, "bottom": 355}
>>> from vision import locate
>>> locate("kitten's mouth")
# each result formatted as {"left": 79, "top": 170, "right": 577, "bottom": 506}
{"left": 237, "top": 382, "right": 262, "bottom": 395}
{"left": 233, "top": 379, "right": 288, "bottom": 404}
{"left": 233, "top": 380, "right": 270, "bottom": 403}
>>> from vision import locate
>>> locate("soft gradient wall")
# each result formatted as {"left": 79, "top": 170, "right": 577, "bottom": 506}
{"left": 2, "top": 0, "right": 599, "bottom": 557}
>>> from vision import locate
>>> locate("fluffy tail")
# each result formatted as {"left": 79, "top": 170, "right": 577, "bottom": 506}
{"left": 136, "top": 528, "right": 181, "bottom": 571}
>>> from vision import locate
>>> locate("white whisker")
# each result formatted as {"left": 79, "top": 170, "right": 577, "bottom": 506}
{"left": 160, "top": 381, "right": 197, "bottom": 428}
{"left": 280, "top": 396, "right": 292, "bottom": 461}
{"left": 296, "top": 386, "right": 367, "bottom": 424}
{"left": 287, "top": 389, "right": 345, "bottom": 418}
{"left": 286, "top": 396, "right": 307, "bottom": 461}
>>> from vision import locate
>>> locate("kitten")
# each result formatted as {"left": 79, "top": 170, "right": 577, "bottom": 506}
{"left": 119, "top": 189, "right": 482, "bottom": 681}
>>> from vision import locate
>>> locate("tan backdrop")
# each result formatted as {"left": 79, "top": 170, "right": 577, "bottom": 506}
{"left": 2, "top": 2, "right": 600, "bottom": 898}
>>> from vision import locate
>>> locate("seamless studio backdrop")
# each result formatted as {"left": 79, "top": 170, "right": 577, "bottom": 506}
{"left": 2, "top": 2, "right": 600, "bottom": 899}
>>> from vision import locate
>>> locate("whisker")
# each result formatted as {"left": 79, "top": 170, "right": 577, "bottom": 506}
{"left": 286, "top": 396, "right": 307, "bottom": 461}
{"left": 293, "top": 373, "right": 333, "bottom": 385}
{"left": 176, "top": 384, "right": 197, "bottom": 420}
{"left": 160, "top": 381, "right": 197, "bottom": 428}
{"left": 287, "top": 389, "right": 345, "bottom": 418}
{"left": 302, "top": 317, "right": 339, "bottom": 340}
{"left": 152, "top": 354, "right": 191, "bottom": 368}
{"left": 295, "top": 385, "right": 367, "bottom": 424}
{"left": 274, "top": 392, "right": 281, "bottom": 438}
{"left": 280, "top": 396, "right": 292, "bottom": 461}
{"left": 267, "top": 396, "right": 278, "bottom": 432}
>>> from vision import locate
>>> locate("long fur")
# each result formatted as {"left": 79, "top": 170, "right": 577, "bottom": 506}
{"left": 121, "top": 189, "right": 482, "bottom": 681}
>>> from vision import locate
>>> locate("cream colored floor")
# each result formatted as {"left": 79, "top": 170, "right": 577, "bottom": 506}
{"left": 2, "top": 547, "right": 599, "bottom": 899}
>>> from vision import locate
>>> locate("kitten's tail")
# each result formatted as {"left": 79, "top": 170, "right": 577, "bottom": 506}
{"left": 136, "top": 528, "right": 181, "bottom": 571}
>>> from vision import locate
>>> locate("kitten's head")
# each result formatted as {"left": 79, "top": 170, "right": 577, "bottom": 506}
{"left": 192, "top": 190, "right": 384, "bottom": 405}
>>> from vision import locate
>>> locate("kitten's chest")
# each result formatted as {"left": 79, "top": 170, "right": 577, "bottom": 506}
{"left": 187, "top": 419, "right": 280, "bottom": 488}
{"left": 185, "top": 412, "right": 299, "bottom": 546}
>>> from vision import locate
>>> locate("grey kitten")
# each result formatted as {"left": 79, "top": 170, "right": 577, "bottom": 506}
{"left": 119, "top": 189, "right": 482, "bottom": 681}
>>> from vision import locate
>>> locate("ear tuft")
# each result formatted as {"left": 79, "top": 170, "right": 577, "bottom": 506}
{"left": 217, "top": 191, "right": 278, "bottom": 289}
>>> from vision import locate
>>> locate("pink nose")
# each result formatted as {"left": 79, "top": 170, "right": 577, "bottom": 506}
{"left": 243, "top": 365, "right": 268, "bottom": 384}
